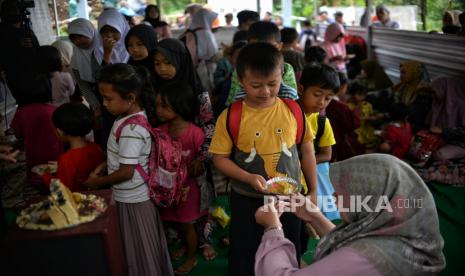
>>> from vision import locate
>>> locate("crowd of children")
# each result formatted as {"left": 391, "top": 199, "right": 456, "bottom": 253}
{"left": 1, "top": 5, "right": 465, "bottom": 276}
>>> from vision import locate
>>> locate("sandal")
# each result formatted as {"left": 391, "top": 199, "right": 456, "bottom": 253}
{"left": 171, "top": 246, "right": 186, "bottom": 261}
{"left": 201, "top": 244, "right": 217, "bottom": 261}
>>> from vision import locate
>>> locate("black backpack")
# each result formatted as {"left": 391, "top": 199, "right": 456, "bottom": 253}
{"left": 313, "top": 115, "right": 326, "bottom": 154}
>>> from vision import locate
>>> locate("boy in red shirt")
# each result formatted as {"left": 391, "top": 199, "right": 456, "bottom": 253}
{"left": 52, "top": 103, "right": 105, "bottom": 191}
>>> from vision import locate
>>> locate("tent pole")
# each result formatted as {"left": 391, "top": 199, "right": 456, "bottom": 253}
{"left": 52, "top": 0, "right": 60, "bottom": 38}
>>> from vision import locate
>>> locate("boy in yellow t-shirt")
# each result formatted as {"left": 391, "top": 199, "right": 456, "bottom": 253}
{"left": 209, "top": 43, "right": 317, "bottom": 276}
{"left": 298, "top": 64, "right": 341, "bottom": 221}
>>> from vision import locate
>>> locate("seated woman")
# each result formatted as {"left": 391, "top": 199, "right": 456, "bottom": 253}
{"left": 428, "top": 76, "right": 465, "bottom": 161}
{"left": 254, "top": 154, "right": 446, "bottom": 276}
{"left": 359, "top": 60, "right": 393, "bottom": 112}
{"left": 392, "top": 61, "right": 433, "bottom": 133}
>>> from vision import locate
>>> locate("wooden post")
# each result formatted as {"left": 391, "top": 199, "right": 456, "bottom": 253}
{"left": 366, "top": 0, "right": 373, "bottom": 59}
{"left": 52, "top": 0, "right": 59, "bottom": 37}
{"left": 420, "top": 0, "right": 427, "bottom": 31}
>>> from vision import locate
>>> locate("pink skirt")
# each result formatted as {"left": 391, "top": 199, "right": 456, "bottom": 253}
{"left": 160, "top": 178, "right": 208, "bottom": 223}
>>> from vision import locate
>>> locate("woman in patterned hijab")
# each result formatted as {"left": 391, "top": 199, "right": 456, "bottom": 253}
{"left": 255, "top": 154, "right": 445, "bottom": 276}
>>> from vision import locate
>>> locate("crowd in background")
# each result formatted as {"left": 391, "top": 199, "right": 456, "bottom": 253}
{"left": 0, "top": 0, "right": 462, "bottom": 275}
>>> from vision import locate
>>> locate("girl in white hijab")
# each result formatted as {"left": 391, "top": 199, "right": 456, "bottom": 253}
{"left": 184, "top": 8, "right": 219, "bottom": 92}
{"left": 51, "top": 40, "right": 73, "bottom": 69}
{"left": 68, "top": 18, "right": 101, "bottom": 112}
{"left": 68, "top": 18, "right": 101, "bottom": 83}
{"left": 94, "top": 8, "right": 130, "bottom": 65}
{"left": 188, "top": 8, "right": 218, "bottom": 63}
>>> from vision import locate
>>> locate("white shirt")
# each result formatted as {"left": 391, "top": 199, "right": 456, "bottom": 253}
{"left": 107, "top": 111, "right": 151, "bottom": 203}
{"left": 51, "top": 71, "right": 75, "bottom": 106}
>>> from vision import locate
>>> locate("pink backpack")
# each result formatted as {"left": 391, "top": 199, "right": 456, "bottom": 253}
{"left": 115, "top": 115, "right": 187, "bottom": 207}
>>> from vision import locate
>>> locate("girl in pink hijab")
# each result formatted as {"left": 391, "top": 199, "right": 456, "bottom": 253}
{"left": 323, "top": 23, "right": 348, "bottom": 73}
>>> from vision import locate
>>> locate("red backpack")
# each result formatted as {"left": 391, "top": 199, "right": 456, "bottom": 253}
{"left": 115, "top": 115, "right": 187, "bottom": 207}
{"left": 226, "top": 99, "right": 306, "bottom": 147}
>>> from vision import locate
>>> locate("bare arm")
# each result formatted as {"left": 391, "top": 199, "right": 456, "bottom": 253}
{"left": 315, "top": 146, "right": 332, "bottom": 163}
{"left": 286, "top": 194, "right": 336, "bottom": 237}
{"left": 300, "top": 141, "right": 317, "bottom": 204}
{"left": 83, "top": 164, "right": 135, "bottom": 189}
{"left": 213, "top": 154, "right": 266, "bottom": 192}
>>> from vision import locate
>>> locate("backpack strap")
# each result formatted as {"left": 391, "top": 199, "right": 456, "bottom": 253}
{"left": 114, "top": 114, "right": 152, "bottom": 182}
{"left": 314, "top": 115, "right": 326, "bottom": 154}
{"left": 281, "top": 98, "right": 306, "bottom": 145}
{"left": 226, "top": 100, "right": 243, "bottom": 145}
{"left": 226, "top": 99, "right": 306, "bottom": 146}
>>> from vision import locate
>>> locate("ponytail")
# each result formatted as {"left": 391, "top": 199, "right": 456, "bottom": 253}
{"left": 134, "top": 65, "right": 157, "bottom": 127}
{"left": 98, "top": 63, "right": 157, "bottom": 127}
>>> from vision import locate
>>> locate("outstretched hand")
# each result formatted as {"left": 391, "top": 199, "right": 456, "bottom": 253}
{"left": 0, "top": 145, "right": 20, "bottom": 163}
{"left": 255, "top": 197, "right": 286, "bottom": 230}
{"left": 247, "top": 174, "right": 267, "bottom": 193}
{"left": 277, "top": 193, "right": 321, "bottom": 223}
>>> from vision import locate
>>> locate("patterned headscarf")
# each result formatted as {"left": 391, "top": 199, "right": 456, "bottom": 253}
{"left": 315, "top": 154, "right": 446, "bottom": 275}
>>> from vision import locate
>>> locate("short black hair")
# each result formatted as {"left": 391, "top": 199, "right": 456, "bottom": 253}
{"left": 302, "top": 19, "right": 312, "bottom": 27}
{"left": 236, "top": 42, "right": 283, "bottom": 79}
{"left": 158, "top": 82, "right": 199, "bottom": 123}
{"left": 280, "top": 27, "right": 299, "bottom": 44}
{"left": 230, "top": 41, "right": 247, "bottom": 57}
{"left": 304, "top": 46, "right": 327, "bottom": 64}
{"left": 319, "top": 11, "right": 328, "bottom": 16}
{"left": 338, "top": 72, "right": 348, "bottom": 86}
{"left": 232, "top": 30, "right": 248, "bottom": 43}
{"left": 334, "top": 11, "right": 343, "bottom": 18}
{"left": 0, "top": 0, "right": 20, "bottom": 24}
{"left": 16, "top": 72, "right": 52, "bottom": 105}
{"left": 247, "top": 21, "right": 281, "bottom": 43}
{"left": 389, "top": 103, "right": 409, "bottom": 121}
{"left": 237, "top": 10, "right": 260, "bottom": 26}
{"left": 36, "top": 46, "right": 62, "bottom": 74}
{"left": 52, "top": 102, "right": 94, "bottom": 137}
{"left": 299, "top": 64, "right": 340, "bottom": 92}
{"left": 459, "top": 12, "right": 465, "bottom": 25}
{"left": 348, "top": 81, "right": 367, "bottom": 95}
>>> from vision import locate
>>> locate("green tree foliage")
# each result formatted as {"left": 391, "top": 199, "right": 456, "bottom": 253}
{"left": 273, "top": 0, "right": 464, "bottom": 31}
{"left": 157, "top": 0, "right": 207, "bottom": 16}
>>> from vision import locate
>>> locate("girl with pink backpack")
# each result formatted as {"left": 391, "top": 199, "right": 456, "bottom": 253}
{"left": 83, "top": 63, "right": 173, "bottom": 276}
{"left": 156, "top": 82, "right": 208, "bottom": 275}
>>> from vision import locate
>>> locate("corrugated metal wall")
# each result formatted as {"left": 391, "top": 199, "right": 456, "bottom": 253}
{"left": 316, "top": 24, "right": 465, "bottom": 83}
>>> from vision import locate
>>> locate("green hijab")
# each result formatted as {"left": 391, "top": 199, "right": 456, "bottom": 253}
{"left": 360, "top": 60, "right": 393, "bottom": 91}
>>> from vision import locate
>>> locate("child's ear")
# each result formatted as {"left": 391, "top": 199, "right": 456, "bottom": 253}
{"left": 55, "top": 128, "right": 65, "bottom": 139}
{"left": 128, "top": 93, "right": 137, "bottom": 103}
{"left": 237, "top": 75, "right": 245, "bottom": 87}
{"left": 297, "top": 83, "right": 304, "bottom": 96}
